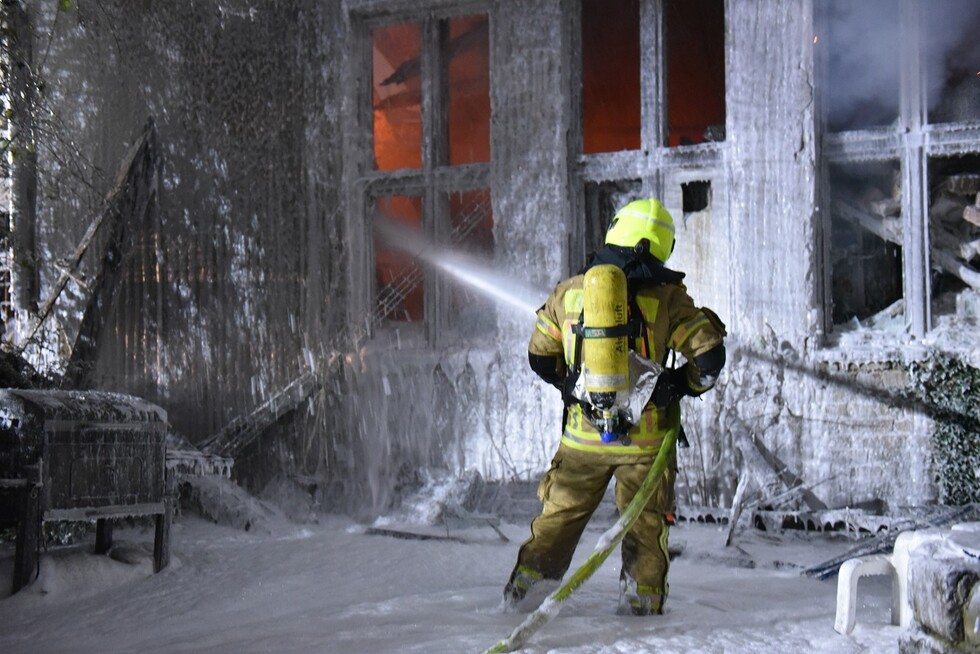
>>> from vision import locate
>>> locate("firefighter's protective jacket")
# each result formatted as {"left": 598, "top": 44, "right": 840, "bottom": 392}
{"left": 529, "top": 254, "right": 726, "bottom": 456}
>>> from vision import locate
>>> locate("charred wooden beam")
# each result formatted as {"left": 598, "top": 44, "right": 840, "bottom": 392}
{"left": 834, "top": 199, "right": 980, "bottom": 290}
{"left": 725, "top": 431, "right": 829, "bottom": 547}
{"left": 61, "top": 119, "right": 161, "bottom": 388}
{"left": 6, "top": 0, "right": 40, "bottom": 312}
{"left": 832, "top": 199, "right": 902, "bottom": 246}
{"left": 752, "top": 434, "right": 828, "bottom": 512}
{"left": 10, "top": 122, "right": 158, "bottom": 355}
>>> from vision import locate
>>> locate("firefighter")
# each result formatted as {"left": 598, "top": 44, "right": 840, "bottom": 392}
{"left": 502, "top": 197, "right": 727, "bottom": 615}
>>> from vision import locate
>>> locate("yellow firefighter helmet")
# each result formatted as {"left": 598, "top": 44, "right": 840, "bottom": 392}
{"left": 604, "top": 198, "right": 676, "bottom": 263}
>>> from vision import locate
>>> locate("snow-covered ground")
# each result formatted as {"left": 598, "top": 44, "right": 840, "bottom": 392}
{"left": 0, "top": 508, "right": 903, "bottom": 653}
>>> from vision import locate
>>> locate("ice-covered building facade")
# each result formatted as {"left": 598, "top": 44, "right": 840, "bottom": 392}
{"left": 2, "top": 0, "right": 977, "bottom": 517}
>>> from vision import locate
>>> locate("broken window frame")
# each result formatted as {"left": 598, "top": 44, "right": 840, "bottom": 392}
{"left": 351, "top": 7, "right": 493, "bottom": 346}
{"left": 570, "top": 0, "right": 727, "bottom": 271}
{"left": 817, "top": 0, "right": 980, "bottom": 339}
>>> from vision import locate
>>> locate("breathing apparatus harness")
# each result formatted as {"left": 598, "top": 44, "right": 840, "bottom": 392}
{"left": 563, "top": 240, "right": 685, "bottom": 445}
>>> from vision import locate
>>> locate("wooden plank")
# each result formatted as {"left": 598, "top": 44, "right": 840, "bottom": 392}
{"left": 62, "top": 119, "right": 161, "bottom": 387}
{"left": 835, "top": 199, "right": 980, "bottom": 291}
{"left": 153, "top": 497, "right": 172, "bottom": 572}
{"left": 365, "top": 526, "right": 465, "bottom": 543}
{"left": 44, "top": 502, "right": 167, "bottom": 521}
{"left": 12, "top": 486, "right": 39, "bottom": 594}
{"left": 724, "top": 473, "right": 750, "bottom": 547}
{"left": 11, "top": 120, "right": 158, "bottom": 355}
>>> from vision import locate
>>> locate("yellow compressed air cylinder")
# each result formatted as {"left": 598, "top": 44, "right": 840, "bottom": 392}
{"left": 582, "top": 264, "right": 629, "bottom": 399}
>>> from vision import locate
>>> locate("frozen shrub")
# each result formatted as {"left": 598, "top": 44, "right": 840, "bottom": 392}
{"left": 907, "top": 353, "right": 980, "bottom": 505}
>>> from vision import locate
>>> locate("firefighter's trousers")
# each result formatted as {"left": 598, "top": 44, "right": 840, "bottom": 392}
{"left": 507, "top": 441, "right": 676, "bottom": 610}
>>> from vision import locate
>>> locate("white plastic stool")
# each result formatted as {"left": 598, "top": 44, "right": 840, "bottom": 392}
{"left": 834, "top": 530, "right": 928, "bottom": 635}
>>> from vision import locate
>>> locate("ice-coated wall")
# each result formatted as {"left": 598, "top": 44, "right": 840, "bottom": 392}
{"left": 19, "top": 0, "right": 341, "bottom": 442}
{"left": 726, "top": 1, "right": 821, "bottom": 342}
{"left": 15, "top": 0, "right": 963, "bottom": 518}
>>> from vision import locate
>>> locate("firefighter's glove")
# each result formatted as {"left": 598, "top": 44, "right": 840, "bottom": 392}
{"left": 652, "top": 366, "right": 691, "bottom": 408}
{"left": 529, "top": 352, "right": 565, "bottom": 395}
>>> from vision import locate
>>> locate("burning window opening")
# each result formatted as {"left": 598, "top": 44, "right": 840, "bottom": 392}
{"left": 369, "top": 14, "right": 491, "bottom": 331}
{"left": 373, "top": 22, "right": 422, "bottom": 171}
{"left": 371, "top": 190, "right": 497, "bottom": 331}
{"left": 447, "top": 15, "right": 490, "bottom": 165}
{"left": 372, "top": 15, "right": 490, "bottom": 170}
{"left": 581, "top": 0, "right": 641, "bottom": 154}
{"left": 446, "top": 189, "right": 496, "bottom": 337}
{"left": 580, "top": 0, "right": 726, "bottom": 153}
{"left": 666, "top": 0, "right": 726, "bottom": 147}
{"left": 682, "top": 180, "right": 711, "bottom": 214}
{"left": 449, "top": 189, "right": 494, "bottom": 257}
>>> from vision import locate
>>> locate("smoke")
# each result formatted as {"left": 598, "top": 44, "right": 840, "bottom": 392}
{"left": 923, "top": 0, "right": 980, "bottom": 121}
{"left": 822, "top": 0, "right": 980, "bottom": 130}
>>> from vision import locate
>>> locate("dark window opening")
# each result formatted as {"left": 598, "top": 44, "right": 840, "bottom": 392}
{"left": 682, "top": 180, "right": 711, "bottom": 213}
{"left": 583, "top": 180, "right": 642, "bottom": 265}
{"left": 822, "top": 0, "right": 900, "bottom": 132}
{"left": 927, "top": 153, "right": 980, "bottom": 319}
{"left": 374, "top": 195, "right": 424, "bottom": 322}
{"left": 582, "top": 0, "right": 641, "bottom": 154}
{"left": 828, "top": 162, "right": 904, "bottom": 326}
{"left": 926, "top": 0, "right": 980, "bottom": 125}
{"left": 666, "top": 0, "right": 726, "bottom": 147}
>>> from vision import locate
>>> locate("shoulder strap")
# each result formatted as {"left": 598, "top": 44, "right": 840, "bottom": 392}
{"left": 627, "top": 289, "right": 650, "bottom": 358}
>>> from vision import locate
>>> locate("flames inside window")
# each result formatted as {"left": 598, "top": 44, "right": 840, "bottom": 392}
{"left": 373, "top": 22, "right": 422, "bottom": 171}
{"left": 582, "top": 0, "right": 641, "bottom": 154}
{"left": 448, "top": 15, "right": 490, "bottom": 165}
{"left": 666, "top": 0, "right": 726, "bottom": 147}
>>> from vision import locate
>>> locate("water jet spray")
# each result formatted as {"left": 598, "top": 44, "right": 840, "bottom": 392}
{"left": 373, "top": 211, "right": 548, "bottom": 320}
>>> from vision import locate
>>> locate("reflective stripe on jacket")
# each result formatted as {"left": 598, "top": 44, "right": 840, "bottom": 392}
{"left": 529, "top": 274, "right": 725, "bottom": 456}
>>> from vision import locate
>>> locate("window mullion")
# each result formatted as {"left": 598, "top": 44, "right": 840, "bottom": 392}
{"left": 899, "top": 0, "right": 930, "bottom": 337}
{"left": 421, "top": 17, "right": 447, "bottom": 341}
{"left": 901, "top": 151, "right": 930, "bottom": 337}
{"left": 353, "top": 19, "right": 376, "bottom": 337}
{"left": 641, "top": 0, "right": 666, "bottom": 152}
{"left": 428, "top": 189, "right": 449, "bottom": 342}
{"left": 421, "top": 17, "right": 447, "bottom": 170}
